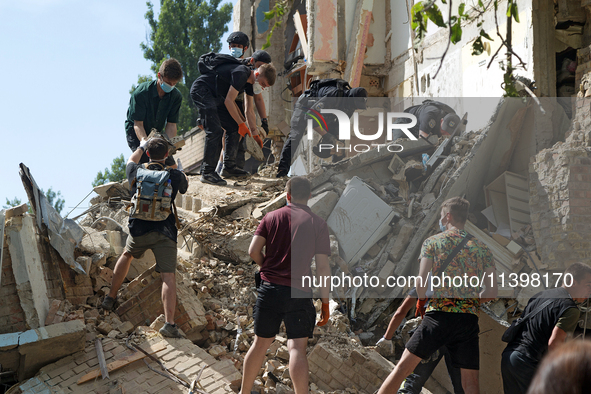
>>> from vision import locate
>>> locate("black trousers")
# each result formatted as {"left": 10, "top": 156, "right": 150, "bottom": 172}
{"left": 278, "top": 98, "right": 307, "bottom": 174}
{"left": 191, "top": 83, "right": 224, "bottom": 175}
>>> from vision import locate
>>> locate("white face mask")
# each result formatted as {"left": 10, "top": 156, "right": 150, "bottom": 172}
{"left": 253, "top": 81, "right": 263, "bottom": 95}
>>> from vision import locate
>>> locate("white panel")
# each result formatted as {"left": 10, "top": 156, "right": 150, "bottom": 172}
{"left": 327, "top": 177, "right": 395, "bottom": 266}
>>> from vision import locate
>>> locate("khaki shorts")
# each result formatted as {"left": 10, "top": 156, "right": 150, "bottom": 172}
{"left": 125, "top": 231, "right": 177, "bottom": 273}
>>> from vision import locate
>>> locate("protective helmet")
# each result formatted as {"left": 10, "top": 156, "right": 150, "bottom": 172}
{"left": 252, "top": 50, "right": 272, "bottom": 64}
{"left": 227, "top": 31, "right": 250, "bottom": 48}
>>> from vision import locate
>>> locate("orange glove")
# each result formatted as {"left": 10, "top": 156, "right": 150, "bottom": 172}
{"left": 317, "top": 302, "right": 330, "bottom": 326}
{"left": 253, "top": 135, "right": 264, "bottom": 149}
{"left": 415, "top": 298, "right": 428, "bottom": 318}
{"left": 238, "top": 123, "right": 251, "bottom": 137}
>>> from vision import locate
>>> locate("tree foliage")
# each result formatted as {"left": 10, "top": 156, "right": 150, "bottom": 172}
{"left": 4, "top": 188, "right": 65, "bottom": 215}
{"left": 411, "top": 0, "right": 523, "bottom": 97}
{"left": 93, "top": 154, "right": 127, "bottom": 187}
{"left": 139, "top": 0, "right": 233, "bottom": 133}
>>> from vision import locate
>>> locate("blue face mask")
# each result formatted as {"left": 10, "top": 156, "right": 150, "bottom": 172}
{"left": 439, "top": 218, "right": 447, "bottom": 232}
{"left": 230, "top": 47, "right": 243, "bottom": 58}
{"left": 160, "top": 80, "right": 174, "bottom": 93}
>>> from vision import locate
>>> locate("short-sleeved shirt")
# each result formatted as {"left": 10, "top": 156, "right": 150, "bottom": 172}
{"left": 420, "top": 228, "right": 494, "bottom": 315}
{"left": 195, "top": 64, "right": 254, "bottom": 104}
{"left": 126, "top": 162, "right": 188, "bottom": 242}
{"left": 125, "top": 80, "right": 182, "bottom": 141}
{"left": 254, "top": 202, "right": 331, "bottom": 290}
{"left": 508, "top": 287, "right": 579, "bottom": 361}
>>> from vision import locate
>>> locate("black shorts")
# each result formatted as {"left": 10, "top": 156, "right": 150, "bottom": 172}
{"left": 254, "top": 282, "right": 316, "bottom": 339}
{"left": 406, "top": 311, "right": 480, "bottom": 370}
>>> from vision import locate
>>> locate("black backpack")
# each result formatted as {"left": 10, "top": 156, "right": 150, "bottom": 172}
{"left": 198, "top": 52, "right": 244, "bottom": 76}
{"left": 305, "top": 78, "right": 351, "bottom": 98}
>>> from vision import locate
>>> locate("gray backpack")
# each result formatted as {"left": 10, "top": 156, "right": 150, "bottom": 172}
{"left": 129, "top": 163, "right": 173, "bottom": 221}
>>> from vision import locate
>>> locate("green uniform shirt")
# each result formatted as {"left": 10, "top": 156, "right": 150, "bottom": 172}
{"left": 125, "top": 80, "right": 182, "bottom": 142}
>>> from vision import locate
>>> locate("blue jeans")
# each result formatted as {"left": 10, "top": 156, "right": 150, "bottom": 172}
{"left": 398, "top": 346, "right": 464, "bottom": 394}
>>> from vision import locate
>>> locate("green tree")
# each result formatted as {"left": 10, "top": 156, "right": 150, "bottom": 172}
{"left": 139, "top": 0, "right": 233, "bottom": 133}
{"left": 411, "top": 0, "right": 523, "bottom": 97}
{"left": 3, "top": 197, "right": 22, "bottom": 209}
{"left": 4, "top": 189, "right": 65, "bottom": 214}
{"left": 93, "top": 154, "right": 127, "bottom": 187}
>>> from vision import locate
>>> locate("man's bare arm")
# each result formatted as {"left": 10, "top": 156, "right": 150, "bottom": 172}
{"left": 253, "top": 92, "right": 267, "bottom": 119}
{"left": 480, "top": 266, "right": 498, "bottom": 302}
{"left": 244, "top": 94, "right": 258, "bottom": 136}
{"left": 315, "top": 254, "right": 330, "bottom": 303}
{"left": 417, "top": 257, "right": 433, "bottom": 299}
{"left": 134, "top": 121, "right": 148, "bottom": 141}
{"left": 165, "top": 122, "right": 177, "bottom": 139}
{"left": 248, "top": 235, "right": 266, "bottom": 266}
{"left": 225, "top": 87, "right": 248, "bottom": 127}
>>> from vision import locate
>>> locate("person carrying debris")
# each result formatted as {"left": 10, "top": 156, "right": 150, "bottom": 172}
{"left": 101, "top": 138, "right": 188, "bottom": 338}
{"left": 241, "top": 176, "right": 331, "bottom": 394}
{"left": 501, "top": 262, "right": 591, "bottom": 394}
{"left": 190, "top": 49, "right": 276, "bottom": 185}
{"left": 276, "top": 79, "right": 368, "bottom": 178}
{"left": 216, "top": 32, "right": 272, "bottom": 175}
{"left": 125, "top": 58, "right": 183, "bottom": 166}
{"left": 392, "top": 100, "right": 461, "bottom": 140}
{"left": 377, "top": 196, "right": 497, "bottom": 394}
{"left": 376, "top": 286, "right": 464, "bottom": 394}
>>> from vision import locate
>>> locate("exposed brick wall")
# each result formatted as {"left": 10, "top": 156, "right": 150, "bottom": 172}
{"left": 176, "top": 130, "right": 206, "bottom": 173}
{"left": 0, "top": 244, "right": 27, "bottom": 334}
{"left": 58, "top": 256, "right": 93, "bottom": 306}
{"left": 307, "top": 342, "right": 393, "bottom": 393}
{"left": 116, "top": 267, "right": 208, "bottom": 341}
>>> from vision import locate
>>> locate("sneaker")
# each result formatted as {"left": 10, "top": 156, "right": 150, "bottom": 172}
{"left": 222, "top": 167, "right": 249, "bottom": 178}
{"left": 160, "top": 322, "right": 182, "bottom": 338}
{"left": 101, "top": 296, "right": 116, "bottom": 311}
{"left": 201, "top": 172, "right": 228, "bottom": 186}
{"left": 276, "top": 170, "right": 288, "bottom": 178}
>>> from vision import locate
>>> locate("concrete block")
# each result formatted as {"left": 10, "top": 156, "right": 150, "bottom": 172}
{"left": 4, "top": 203, "right": 29, "bottom": 219}
{"left": 327, "top": 177, "right": 396, "bottom": 266}
{"left": 311, "top": 182, "right": 334, "bottom": 197}
{"left": 377, "top": 260, "right": 396, "bottom": 278}
{"left": 253, "top": 193, "right": 287, "bottom": 219}
{"left": 308, "top": 191, "right": 339, "bottom": 220}
{"left": 78, "top": 227, "right": 114, "bottom": 257}
{"left": 192, "top": 197, "right": 202, "bottom": 213}
{"left": 388, "top": 224, "right": 415, "bottom": 262}
{"left": 18, "top": 320, "right": 85, "bottom": 380}
{"left": 183, "top": 194, "right": 193, "bottom": 211}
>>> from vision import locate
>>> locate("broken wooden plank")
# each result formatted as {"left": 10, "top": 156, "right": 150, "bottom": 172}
{"left": 293, "top": 10, "right": 308, "bottom": 60}
{"left": 77, "top": 342, "right": 167, "bottom": 384}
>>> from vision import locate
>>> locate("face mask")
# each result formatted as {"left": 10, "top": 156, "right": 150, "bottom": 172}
{"left": 439, "top": 218, "right": 447, "bottom": 232}
{"left": 160, "top": 80, "right": 174, "bottom": 93}
{"left": 253, "top": 81, "right": 263, "bottom": 95}
{"left": 230, "top": 47, "right": 243, "bottom": 58}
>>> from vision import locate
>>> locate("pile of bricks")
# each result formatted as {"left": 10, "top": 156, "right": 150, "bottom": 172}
{"left": 13, "top": 333, "right": 241, "bottom": 394}
{"left": 307, "top": 342, "right": 394, "bottom": 393}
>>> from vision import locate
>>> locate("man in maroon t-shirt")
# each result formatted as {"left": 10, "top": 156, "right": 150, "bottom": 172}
{"left": 240, "top": 177, "right": 331, "bottom": 394}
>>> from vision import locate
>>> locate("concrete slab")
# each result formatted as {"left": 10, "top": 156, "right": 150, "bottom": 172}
{"left": 309, "top": 191, "right": 339, "bottom": 220}
{"left": 327, "top": 177, "right": 396, "bottom": 266}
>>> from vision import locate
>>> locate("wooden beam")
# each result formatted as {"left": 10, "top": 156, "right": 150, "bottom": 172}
{"left": 77, "top": 342, "right": 167, "bottom": 384}
{"left": 293, "top": 11, "right": 308, "bottom": 60}
{"left": 349, "top": 10, "right": 373, "bottom": 88}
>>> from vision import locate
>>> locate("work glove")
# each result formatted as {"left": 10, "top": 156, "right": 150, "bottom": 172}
{"left": 261, "top": 118, "right": 269, "bottom": 134}
{"left": 376, "top": 337, "right": 394, "bottom": 355}
{"left": 415, "top": 298, "right": 428, "bottom": 318}
{"left": 317, "top": 302, "right": 330, "bottom": 326}
{"left": 139, "top": 138, "right": 150, "bottom": 151}
{"left": 238, "top": 123, "right": 252, "bottom": 138}
{"left": 253, "top": 135, "right": 264, "bottom": 149}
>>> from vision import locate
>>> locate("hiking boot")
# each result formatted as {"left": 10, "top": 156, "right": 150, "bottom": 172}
{"left": 160, "top": 322, "right": 182, "bottom": 338}
{"left": 201, "top": 172, "right": 228, "bottom": 186}
{"left": 101, "top": 296, "right": 116, "bottom": 311}
{"left": 222, "top": 167, "right": 249, "bottom": 178}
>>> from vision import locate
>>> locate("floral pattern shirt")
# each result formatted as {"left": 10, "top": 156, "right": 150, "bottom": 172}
{"left": 420, "top": 228, "right": 494, "bottom": 315}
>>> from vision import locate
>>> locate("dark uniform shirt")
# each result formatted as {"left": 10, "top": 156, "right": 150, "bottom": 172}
{"left": 125, "top": 80, "right": 182, "bottom": 144}
{"left": 402, "top": 101, "right": 456, "bottom": 138}
{"left": 194, "top": 64, "right": 254, "bottom": 105}
{"left": 126, "top": 162, "right": 188, "bottom": 242}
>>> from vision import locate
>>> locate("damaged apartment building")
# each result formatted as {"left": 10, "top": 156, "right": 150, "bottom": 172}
{"left": 4, "top": 1, "right": 591, "bottom": 394}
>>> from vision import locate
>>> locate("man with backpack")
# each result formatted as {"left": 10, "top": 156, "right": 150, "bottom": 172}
{"left": 501, "top": 262, "right": 591, "bottom": 394}
{"left": 377, "top": 197, "right": 497, "bottom": 394}
{"left": 393, "top": 100, "right": 461, "bottom": 140}
{"left": 276, "top": 79, "right": 367, "bottom": 178}
{"left": 101, "top": 138, "right": 188, "bottom": 339}
{"left": 125, "top": 58, "right": 183, "bottom": 166}
{"left": 190, "top": 52, "right": 276, "bottom": 185}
